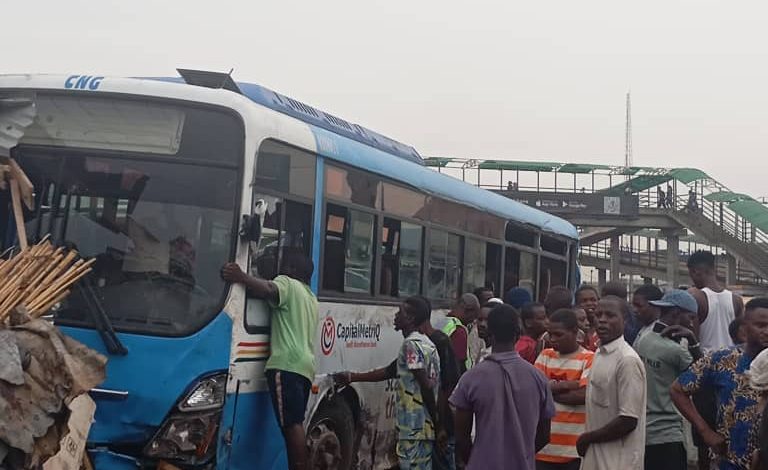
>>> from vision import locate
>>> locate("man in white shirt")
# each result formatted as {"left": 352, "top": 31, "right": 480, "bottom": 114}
{"left": 577, "top": 296, "right": 647, "bottom": 470}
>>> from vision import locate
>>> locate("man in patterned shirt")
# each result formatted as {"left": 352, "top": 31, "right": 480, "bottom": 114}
{"left": 336, "top": 296, "right": 442, "bottom": 469}
{"left": 671, "top": 297, "right": 768, "bottom": 470}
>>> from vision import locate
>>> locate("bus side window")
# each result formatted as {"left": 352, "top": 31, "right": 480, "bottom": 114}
{"left": 379, "top": 219, "right": 423, "bottom": 298}
{"left": 323, "top": 204, "right": 376, "bottom": 294}
{"left": 504, "top": 247, "right": 536, "bottom": 300}
{"left": 463, "top": 238, "right": 486, "bottom": 294}
{"left": 427, "top": 229, "right": 461, "bottom": 300}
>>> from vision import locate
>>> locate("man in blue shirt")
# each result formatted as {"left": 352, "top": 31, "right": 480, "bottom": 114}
{"left": 671, "top": 297, "right": 768, "bottom": 470}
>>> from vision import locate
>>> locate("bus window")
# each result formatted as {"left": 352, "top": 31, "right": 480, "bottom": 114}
{"left": 255, "top": 140, "right": 316, "bottom": 199}
{"left": 541, "top": 235, "right": 567, "bottom": 256}
{"left": 381, "top": 182, "right": 427, "bottom": 219}
{"left": 463, "top": 238, "right": 486, "bottom": 294}
{"left": 539, "top": 257, "right": 567, "bottom": 300}
{"left": 520, "top": 252, "right": 537, "bottom": 300}
{"left": 504, "top": 246, "right": 536, "bottom": 299}
{"left": 400, "top": 223, "right": 423, "bottom": 297}
{"left": 380, "top": 219, "right": 423, "bottom": 297}
{"left": 485, "top": 243, "right": 502, "bottom": 295}
{"left": 325, "top": 165, "right": 381, "bottom": 208}
{"left": 505, "top": 223, "right": 536, "bottom": 247}
{"left": 322, "top": 204, "right": 376, "bottom": 294}
{"left": 427, "top": 229, "right": 461, "bottom": 300}
{"left": 249, "top": 196, "right": 313, "bottom": 281}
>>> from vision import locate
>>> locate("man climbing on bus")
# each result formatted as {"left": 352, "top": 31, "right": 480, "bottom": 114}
{"left": 221, "top": 251, "right": 318, "bottom": 470}
{"left": 443, "top": 293, "right": 481, "bottom": 374}
{"left": 335, "top": 296, "right": 443, "bottom": 469}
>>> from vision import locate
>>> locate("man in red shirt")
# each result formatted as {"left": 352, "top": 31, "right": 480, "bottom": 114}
{"left": 517, "top": 302, "right": 548, "bottom": 364}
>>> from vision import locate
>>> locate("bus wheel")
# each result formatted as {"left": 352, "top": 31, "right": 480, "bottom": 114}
{"left": 307, "top": 399, "right": 354, "bottom": 470}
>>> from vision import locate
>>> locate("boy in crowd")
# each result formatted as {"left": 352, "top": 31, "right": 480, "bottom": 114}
{"left": 517, "top": 302, "right": 548, "bottom": 364}
{"left": 632, "top": 284, "right": 664, "bottom": 346}
{"left": 535, "top": 309, "right": 594, "bottom": 470}
{"left": 575, "top": 285, "right": 600, "bottom": 350}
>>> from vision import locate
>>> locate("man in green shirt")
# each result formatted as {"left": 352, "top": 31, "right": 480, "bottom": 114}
{"left": 222, "top": 252, "right": 318, "bottom": 470}
{"left": 634, "top": 290, "right": 702, "bottom": 470}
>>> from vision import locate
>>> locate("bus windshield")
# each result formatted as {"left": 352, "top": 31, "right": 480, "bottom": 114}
{"left": 11, "top": 95, "right": 243, "bottom": 336}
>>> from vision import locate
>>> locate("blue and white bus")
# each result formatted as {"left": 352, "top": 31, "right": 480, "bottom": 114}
{"left": 0, "top": 71, "right": 579, "bottom": 470}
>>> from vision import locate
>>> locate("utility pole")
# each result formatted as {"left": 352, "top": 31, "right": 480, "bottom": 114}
{"left": 625, "top": 91, "right": 633, "bottom": 168}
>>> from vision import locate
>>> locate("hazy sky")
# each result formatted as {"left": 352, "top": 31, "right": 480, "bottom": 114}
{"left": 4, "top": 0, "right": 767, "bottom": 196}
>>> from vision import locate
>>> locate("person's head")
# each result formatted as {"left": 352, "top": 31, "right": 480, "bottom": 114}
{"left": 473, "top": 287, "right": 494, "bottom": 306}
{"left": 487, "top": 304, "right": 522, "bottom": 347}
{"left": 601, "top": 281, "right": 628, "bottom": 301}
{"left": 687, "top": 250, "right": 716, "bottom": 289}
{"left": 477, "top": 305, "right": 492, "bottom": 341}
{"left": 504, "top": 287, "right": 532, "bottom": 309}
{"left": 451, "top": 293, "right": 481, "bottom": 325}
{"left": 575, "top": 285, "right": 599, "bottom": 317}
{"left": 729, "top": 317, "right": 746, "bottom": 345}
{"left": 632, "top": 284, "right": 664, "bottom": 327}
{"left": 520, "top": 302, "right": 548, "bottom": 339}
{"left": 574, "top": 307, "right": 590, "bottom": 332}
{"left": 395, "top": 295, "right": 432, "bottom": 334}
{"left": 595, "top": 296, "right": 629, "bottom": 344}
{"left": 544, "top": 286, "right": 573, "bottom": 315}
{"left": 743, "top": 297, "right": 768, "bottom": 354}
{"left": 548, "top": 308, "right": 580, "bottom": 354}
{"left": 650, "top": 290, "right": 698, "bottom": 329}
{"left": 279, "top": 250, "right": 314, "bottom": 285}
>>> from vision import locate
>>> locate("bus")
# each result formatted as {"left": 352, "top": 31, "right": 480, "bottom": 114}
{"left": 0, "top": 70, "right": 579, "bottom": 470}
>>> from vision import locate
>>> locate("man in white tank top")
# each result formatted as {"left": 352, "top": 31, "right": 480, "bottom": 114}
{"left": 685, "top": 250, "right": 745, "bottom": 470}
{"left": 687, "top": 250, "right": 744, "bottom": 352}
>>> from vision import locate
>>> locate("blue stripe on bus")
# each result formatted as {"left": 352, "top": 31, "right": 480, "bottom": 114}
{"left": 311, "top": 156, "right": 325, "bottom": 293}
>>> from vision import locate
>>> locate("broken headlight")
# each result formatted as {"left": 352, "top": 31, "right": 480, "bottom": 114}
{"left": 144, "top": 373, "right": 227, "bottom": 465}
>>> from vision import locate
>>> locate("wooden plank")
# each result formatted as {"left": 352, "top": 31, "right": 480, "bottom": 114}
{"left": 9, "top": 179, "right": 28, "bottom": 250}
{"left": 9, "top": 159, "right": 34, "bottom": 209}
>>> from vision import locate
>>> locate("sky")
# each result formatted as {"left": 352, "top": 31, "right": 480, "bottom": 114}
{"left": 3, "top": 0, "right": 767, "bottom": 196}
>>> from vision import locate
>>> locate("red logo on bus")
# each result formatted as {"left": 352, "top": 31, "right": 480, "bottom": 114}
{"left": 321, "top": 317, "right": 335, "bottom": 356}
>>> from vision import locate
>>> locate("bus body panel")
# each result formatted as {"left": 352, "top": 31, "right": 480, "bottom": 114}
{"left": 58, "top": 312, "right": 232, "bottom": 443}
{"left": 218, "top": 391, "right": 287, "bottom": 469}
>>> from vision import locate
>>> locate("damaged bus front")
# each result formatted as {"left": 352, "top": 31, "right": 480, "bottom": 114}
{"left": 0, "top": 76, "right": 248, "bottom": 468}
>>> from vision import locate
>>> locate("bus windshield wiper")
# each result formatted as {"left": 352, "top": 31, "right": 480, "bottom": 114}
{"left": 75, "top": 276, "right": 128, "bottom": 356}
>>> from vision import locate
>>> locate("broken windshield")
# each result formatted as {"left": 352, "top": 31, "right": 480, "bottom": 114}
{"left": 6, "top": 96, "right": 242, "bottom": 336}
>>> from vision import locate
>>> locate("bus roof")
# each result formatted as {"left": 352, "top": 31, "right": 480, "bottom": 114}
{"left": 145, "top": 76, "right": 578, "bottom": 240}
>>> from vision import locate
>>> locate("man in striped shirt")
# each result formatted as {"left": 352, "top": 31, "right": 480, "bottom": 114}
{"left": 534, "top": 309, "right": 594, "bottom": 470}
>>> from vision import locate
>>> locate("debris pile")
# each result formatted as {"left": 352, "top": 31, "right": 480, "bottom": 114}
{"left": 0, "top": 308, "right": 106, "bottom": 469}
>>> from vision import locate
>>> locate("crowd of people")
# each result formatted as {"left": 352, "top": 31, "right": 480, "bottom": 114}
{"left": 334, "top": 249, "right": 768, "bottom": 470}
{"left": 221, "top": 248, "right": 767, "bottom": 470}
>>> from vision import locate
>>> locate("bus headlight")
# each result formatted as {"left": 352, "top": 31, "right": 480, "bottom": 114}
{"left": 144, "top": 373, "right": 227, "bottom": 465}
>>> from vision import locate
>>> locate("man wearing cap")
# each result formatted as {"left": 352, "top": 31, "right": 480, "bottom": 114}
{"left": 634, "top": 290, "right": 702, "bottom": 470}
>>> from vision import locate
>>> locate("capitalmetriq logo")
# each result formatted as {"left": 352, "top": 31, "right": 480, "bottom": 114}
{"left": 321, "top": 316, "right": 335, "bottom": 356}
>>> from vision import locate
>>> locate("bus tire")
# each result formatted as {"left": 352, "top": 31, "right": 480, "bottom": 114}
{"left": 307, "top": 397, "right": 355, "bottom": 470}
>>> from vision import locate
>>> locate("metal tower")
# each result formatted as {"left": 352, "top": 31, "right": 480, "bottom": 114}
{"left": 625, "top": 91, "right": 633, "bottom": 168}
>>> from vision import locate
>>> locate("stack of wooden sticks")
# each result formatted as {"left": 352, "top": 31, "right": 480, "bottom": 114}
{"left": 0, "top": 237, "right": 95, "bottom": 322}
